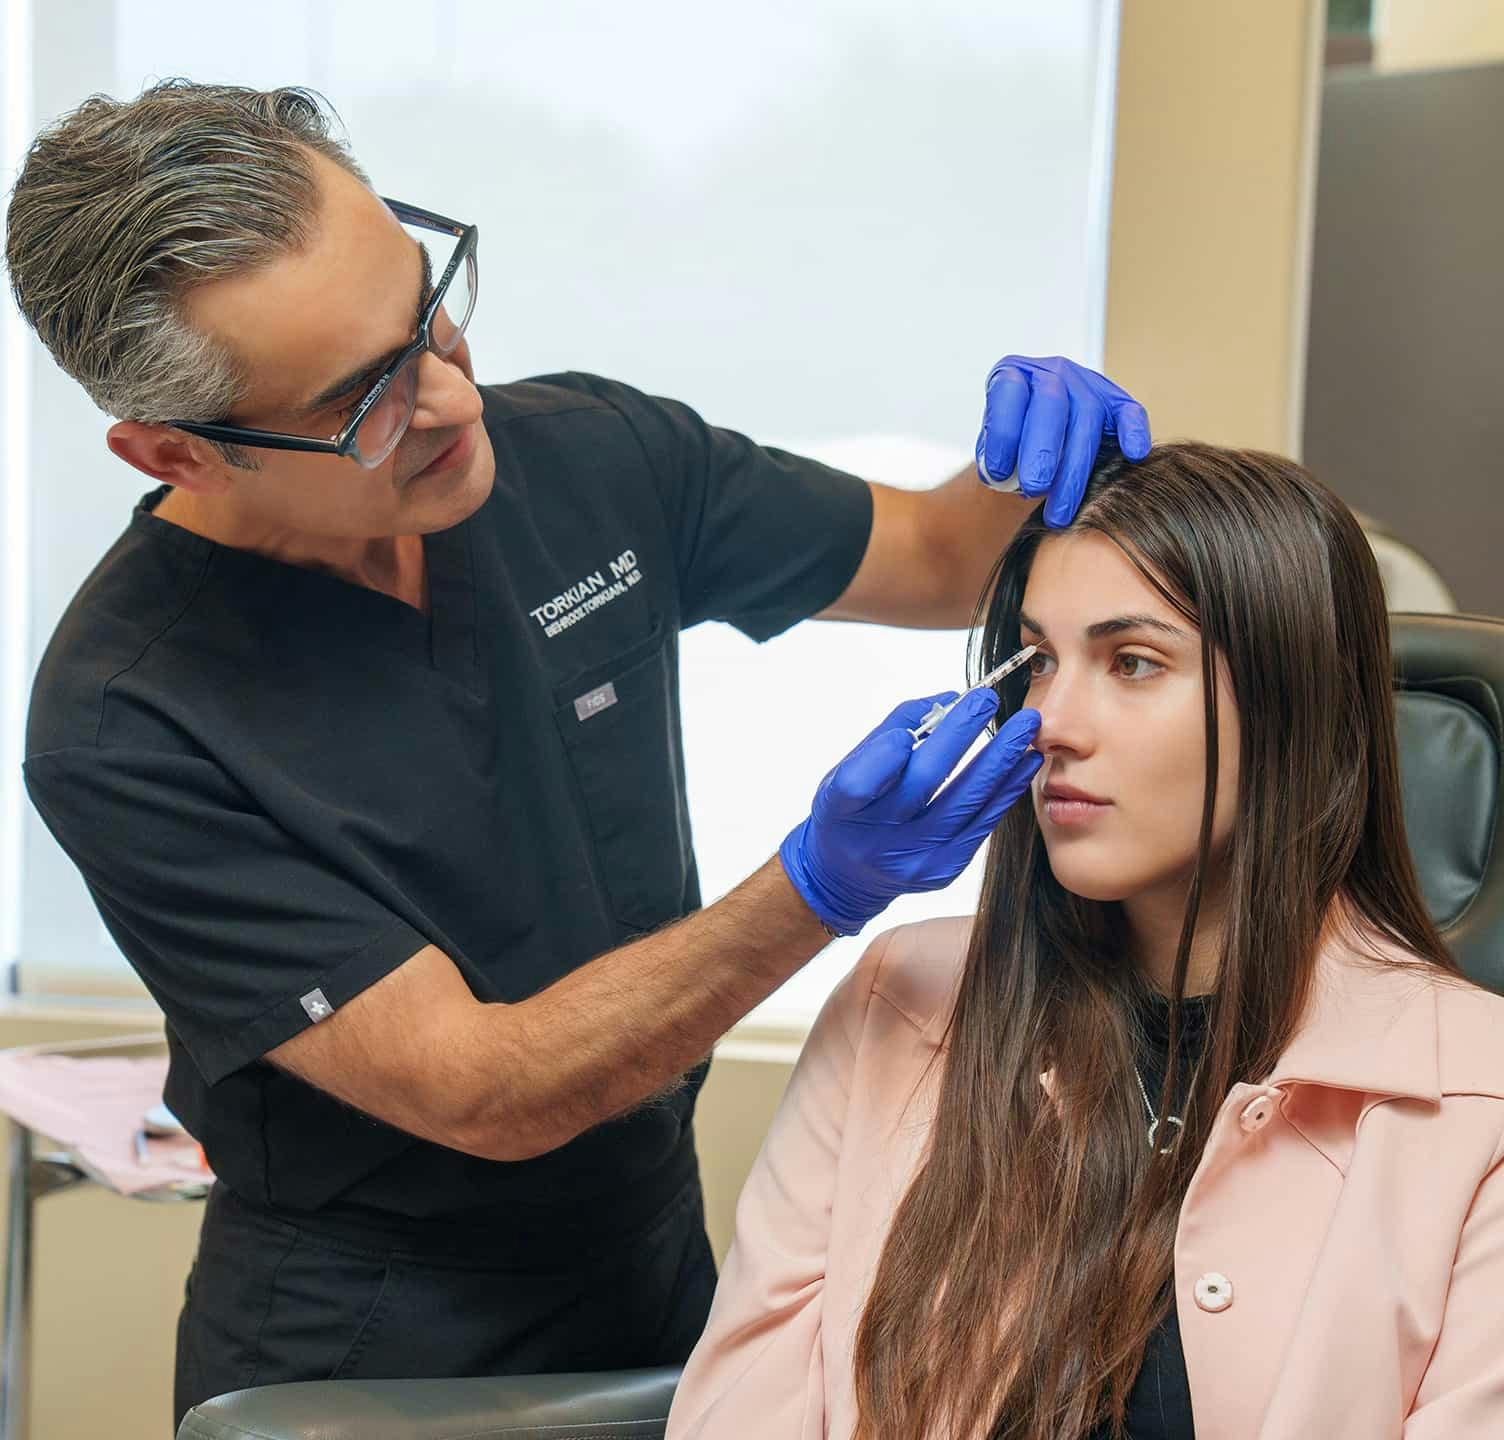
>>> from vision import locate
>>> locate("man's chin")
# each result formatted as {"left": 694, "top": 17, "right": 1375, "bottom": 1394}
{"left": 405, "top": 429, "right": 495, "bottom": 532}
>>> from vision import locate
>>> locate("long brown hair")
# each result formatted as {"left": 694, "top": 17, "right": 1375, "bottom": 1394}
{"left": 851, "top": 442, "right": 1459, "bottom": 1439}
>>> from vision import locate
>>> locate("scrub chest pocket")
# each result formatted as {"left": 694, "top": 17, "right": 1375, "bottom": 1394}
{"left": 553, "top": 623, "right": 694, "bottom": 936}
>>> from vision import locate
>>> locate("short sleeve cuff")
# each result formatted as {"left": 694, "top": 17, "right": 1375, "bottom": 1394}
{"left": 726, "top": 464, "right": 874, "bottom": 643}
{"left": 188, "top": 919, "right": 430, "bottom": 1086}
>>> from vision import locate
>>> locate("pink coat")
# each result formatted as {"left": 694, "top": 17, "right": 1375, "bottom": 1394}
{"left": 667, "top": 916, "right": 1504, "bottom": 1439}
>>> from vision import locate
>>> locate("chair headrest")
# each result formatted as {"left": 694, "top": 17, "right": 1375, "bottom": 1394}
{"left": 1392, "top": 613, "right": 1504, "bottom": 993}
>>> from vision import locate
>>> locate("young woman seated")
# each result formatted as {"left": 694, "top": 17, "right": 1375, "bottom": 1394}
{"left": 665, "top": 442, "right": 1504, "bottom": 1440}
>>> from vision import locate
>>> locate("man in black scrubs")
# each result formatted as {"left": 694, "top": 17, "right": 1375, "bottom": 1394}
{"left": 4, "top": 83, "right": 1151, "bottom": 1423}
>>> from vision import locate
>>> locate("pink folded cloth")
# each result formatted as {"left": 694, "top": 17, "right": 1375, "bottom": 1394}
{"left": 0, "top": 1052, "right": 211, "bottom": 1196}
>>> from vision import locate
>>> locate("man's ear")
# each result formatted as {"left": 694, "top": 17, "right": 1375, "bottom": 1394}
{"left": 106, "top": 421, "right": 233, "bottom": 493}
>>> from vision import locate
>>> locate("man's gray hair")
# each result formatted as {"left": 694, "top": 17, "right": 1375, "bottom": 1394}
{"left": 4, "top": 79, "right": 369, "bottom": 463}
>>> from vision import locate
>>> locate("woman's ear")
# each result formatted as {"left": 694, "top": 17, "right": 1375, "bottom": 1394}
{"left": 105, "top": 421, "right": 233, "bottom": 494}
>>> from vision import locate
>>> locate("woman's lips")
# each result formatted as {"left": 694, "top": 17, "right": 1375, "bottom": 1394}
{"left": 1041, "top": 783, "right": 1112, "bottom": 827}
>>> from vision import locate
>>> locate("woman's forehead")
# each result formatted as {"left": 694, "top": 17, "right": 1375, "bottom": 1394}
{"left": 1020, "top": 531, "right": 1192, "bottom": 637}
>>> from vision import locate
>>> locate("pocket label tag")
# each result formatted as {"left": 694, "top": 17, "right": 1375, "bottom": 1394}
{"left": 574, "top": 682, "right": 619, "bottom": 722}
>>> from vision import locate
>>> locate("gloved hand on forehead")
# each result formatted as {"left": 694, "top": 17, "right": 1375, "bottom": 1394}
{"left": 779, "top": 690, "right": 1042, "bottom": 937}
{"left": 974, "top": 354, "right": 1152, "bottom": 527}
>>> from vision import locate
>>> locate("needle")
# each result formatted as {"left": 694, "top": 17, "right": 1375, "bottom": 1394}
{"left": 909, "top": 644, "right": 1039, "bottom": 744}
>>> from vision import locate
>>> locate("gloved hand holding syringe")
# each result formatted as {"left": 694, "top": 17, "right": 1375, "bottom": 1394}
{"left": 779, "top": 648, "right": 1043, "bottom": 937}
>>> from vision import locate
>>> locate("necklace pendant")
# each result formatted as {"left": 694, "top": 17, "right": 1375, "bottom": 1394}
{"left": 1147, "top": 1114, "right": 1184, "bottom": 1154}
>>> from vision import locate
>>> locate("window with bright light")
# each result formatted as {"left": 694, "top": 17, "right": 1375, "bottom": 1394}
{"left": 4, "top": 0, "right": 1117, "bottom": 1025}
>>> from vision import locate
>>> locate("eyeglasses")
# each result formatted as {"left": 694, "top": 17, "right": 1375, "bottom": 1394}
{"left": 170, "top": 198, "right": 478, "bottom": 470}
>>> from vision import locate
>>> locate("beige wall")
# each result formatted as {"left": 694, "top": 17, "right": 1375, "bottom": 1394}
{"left": 1104, "top": 0, "right": 1325, "bottom": 453}
{"left": 1378, "top": 0, "right": 1504, "bottom": 72}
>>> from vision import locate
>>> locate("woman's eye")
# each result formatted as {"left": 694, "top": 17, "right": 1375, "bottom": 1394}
{"left": 1114, "top": 652, "right": 1164, "bottom": 680}
{"left": 1026, "top": 651, "right": 1054, "bottom": 678}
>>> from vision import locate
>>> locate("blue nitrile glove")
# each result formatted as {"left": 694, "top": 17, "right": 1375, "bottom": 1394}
{"left": 974, "top": 354, "right": 1152, "bottom": 527}
{"left": 779, "top": 690, "right": 1043, "bottom": 936}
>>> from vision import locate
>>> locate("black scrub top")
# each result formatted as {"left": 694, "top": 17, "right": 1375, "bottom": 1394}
{"left": 23, "top": 372, "right": 873, "bottom": 1252}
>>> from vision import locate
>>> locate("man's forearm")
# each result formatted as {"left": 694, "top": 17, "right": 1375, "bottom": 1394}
{"left": 919, "top": 464, "right": 1034, "bottom": 627}
{"left": 465, "top": 856, "right": 829, "bottom": 1159}
{"left": 821, "top": 467, "right": 1033, "bottom": 631}
{"left": 271, "top": 680, "right": 1019, "bottom": 1162}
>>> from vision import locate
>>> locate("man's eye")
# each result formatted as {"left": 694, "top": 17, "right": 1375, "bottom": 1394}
{"left": 1114, "top": 653, "right": 1164, "bottom": 680}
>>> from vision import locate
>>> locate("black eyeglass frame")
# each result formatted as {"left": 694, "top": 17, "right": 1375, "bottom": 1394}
{"left": 168, "top": 198, "right": 478, "bottom": 466}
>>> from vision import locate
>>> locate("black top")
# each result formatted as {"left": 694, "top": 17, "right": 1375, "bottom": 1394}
{"left": 23, "top": 371, "right": 873, "bottom": 1254}
{"left": 1085, "top": 990, "right": 1211, "bottom": 1440}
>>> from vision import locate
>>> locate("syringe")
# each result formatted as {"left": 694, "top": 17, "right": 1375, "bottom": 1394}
{"left": 908, "top": 644, "right": 1039, "bottom": 745}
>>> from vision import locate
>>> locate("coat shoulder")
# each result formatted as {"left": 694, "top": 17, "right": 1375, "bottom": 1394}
{"left": 865, "top": 915, "right": 974, "bottom": 1042}
{"left": 1435, "top": 973, "right": 1504, "bottom": 1103}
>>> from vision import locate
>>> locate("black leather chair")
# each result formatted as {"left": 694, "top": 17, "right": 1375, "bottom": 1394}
{"left": 175, "top": 1369, "right": 681, "bottom": 1440}
{"left": 1392, "top": 614, "right": 1504, "bottom": 992}
{"left": 177, "top": 612, "right": 1504, "bottom": 1440}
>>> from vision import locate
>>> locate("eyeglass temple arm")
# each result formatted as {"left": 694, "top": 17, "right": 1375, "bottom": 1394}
{"left": 169, "top": 421, "right": 342, "bottom": 454}
{"left": 381, "top": 196, "right": 468, "bottom": 238}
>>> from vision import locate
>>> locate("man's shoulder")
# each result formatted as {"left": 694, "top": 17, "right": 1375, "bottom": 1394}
{"left": 27, "top": 503, "right": 210, "bottom": 758}
{"left": 479, "top": 371, "right": 649, "bottom": 430}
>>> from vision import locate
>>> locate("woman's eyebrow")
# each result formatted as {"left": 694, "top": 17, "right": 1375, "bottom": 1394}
{"left": 1018, "top": 610, "right": 1193, "bottom": 643}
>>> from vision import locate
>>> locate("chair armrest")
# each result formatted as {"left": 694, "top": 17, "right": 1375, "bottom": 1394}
{"left": 176, "top": 1367, "right": 682, "bottom": 1440}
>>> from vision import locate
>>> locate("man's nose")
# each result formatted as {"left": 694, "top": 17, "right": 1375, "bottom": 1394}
{"left": 410, "top": 347, "right": 483, "bottom": 430}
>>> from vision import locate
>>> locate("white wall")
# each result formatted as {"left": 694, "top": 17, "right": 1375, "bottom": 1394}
{"left": 7, "top": 0, "right": 1116, "bottom": 1024}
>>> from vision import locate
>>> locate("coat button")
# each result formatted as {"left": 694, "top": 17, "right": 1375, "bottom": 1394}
{"left": 1194, "top": 1272, "right": 1234, "bottom": 1313}
{"left": 1239, "top": 1090, "right": 1278, "bottom": 1132}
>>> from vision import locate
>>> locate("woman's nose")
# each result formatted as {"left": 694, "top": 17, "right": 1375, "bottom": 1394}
{"left": 1030, "top": 675, "right": 1095, "bottom": 757}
